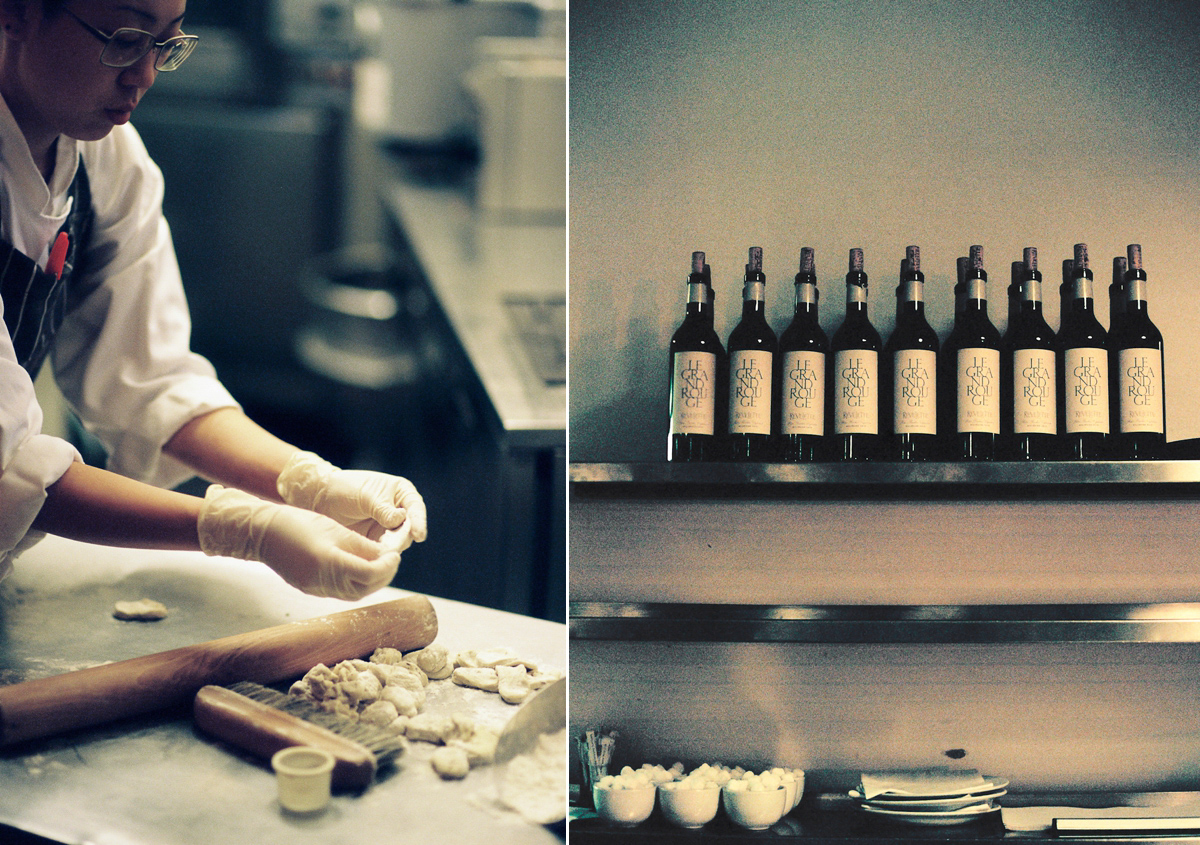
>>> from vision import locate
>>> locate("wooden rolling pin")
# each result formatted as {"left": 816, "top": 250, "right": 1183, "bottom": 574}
{"left": 0, "top": 594, "right": 437, "bottom": 746}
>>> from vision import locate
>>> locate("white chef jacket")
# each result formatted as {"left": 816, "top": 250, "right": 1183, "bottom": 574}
{"left": 0, "top": 95, "right": 238, "bottom": 572}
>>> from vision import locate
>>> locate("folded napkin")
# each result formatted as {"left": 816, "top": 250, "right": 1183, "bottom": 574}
{"left": 860, "top": 768, "right": 989, "bottom": 799}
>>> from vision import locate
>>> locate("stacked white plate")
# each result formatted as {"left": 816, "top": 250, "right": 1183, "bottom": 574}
{"left": 851, "top": 771, "right": 1008, "bottom": 826}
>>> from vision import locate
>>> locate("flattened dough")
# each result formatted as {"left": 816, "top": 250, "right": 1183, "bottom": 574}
{"left": 113, "top": 599, "right": 168, "bottom": 621}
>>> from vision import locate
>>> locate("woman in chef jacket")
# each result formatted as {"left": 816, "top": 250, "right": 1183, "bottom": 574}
{"left": 0, "top": 0, "right": 427, "bottom": 600}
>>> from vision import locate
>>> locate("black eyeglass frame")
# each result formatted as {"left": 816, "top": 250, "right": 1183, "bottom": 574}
{"left": 62, "top": 7, "right": 198, "bottom": 71}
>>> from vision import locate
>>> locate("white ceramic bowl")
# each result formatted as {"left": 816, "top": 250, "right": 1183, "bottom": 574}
{"left": 593, "top": 783, "right": 656, "bottom": 827}
{"left": 722, "top": 784, "right": 787, "bottom": 831}
{"left": 781, "top": 778, "right": 799, "bottom": 814}
{"left": 658, "top": 781, "right": 720, "bottom": 829}
{"left": 791, "top": 770, "right": 806, "bottom": 809}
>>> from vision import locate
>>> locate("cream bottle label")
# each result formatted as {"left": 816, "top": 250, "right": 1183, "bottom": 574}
{"left": 1063, "top": 347, "right": 1109, "bottom": 433}
{"left": 671, "top": 350, "right": 716, "bottom": 435}
{"left": 1117, "top": 347, "right": 1164, "bottom": 433}
{"left": 956, "top": 347, "right": 1000, "bottom": 434}
{"left": 1012, "top": 349, "right": 1056, "bottom": 434}
{"left": 893, "top": 349, "right": 936, "bottom": 434}
{"left": 728, "top": 349, "right": 772, "bottom": 434}
{"left": 833, "top": 349, "right": 878, "bottom": 434}
{"left": 781, "top": 350, "right": 825, "bottom": 436}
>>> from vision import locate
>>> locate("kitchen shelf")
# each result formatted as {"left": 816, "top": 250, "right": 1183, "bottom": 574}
{"left": 570, "top": 460, "right": 1200, "bottom": 489}
{"left": 570, "top": 602, "right": 1200, "bottom": 644}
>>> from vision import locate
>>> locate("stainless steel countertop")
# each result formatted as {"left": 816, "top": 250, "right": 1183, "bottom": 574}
{"left": 0, "top": 535, "right": 566, "bottom": 844}
{"left": 382, "top": 179, "right": 565, "bottom": 450}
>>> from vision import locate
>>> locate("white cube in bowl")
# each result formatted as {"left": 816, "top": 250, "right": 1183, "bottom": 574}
{"left": 659, "top": 780, "right": 720, "bottom": 829}
{"left": 593, "top": 781, "right": 656, "bottom": 827}
{"left": 722, "top": 782, "right": 787, "bottom": 831}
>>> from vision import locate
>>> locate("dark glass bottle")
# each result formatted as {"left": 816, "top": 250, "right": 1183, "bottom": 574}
{"left": 1001, "top": 247, "right": 1057, "bottom": 460}
{"left": 828, "top": 248, "right": 880, "bottom": 461}
{"left": 726, "top": 246, "right": 777, "bottom": 461}
{"left": 668, "top": 250, "right": 725, "bottom": 461}
{"left": 777, "top": 246, "right": 828, "bottom": 462}
{"left": 1110, "top": 243, "right": 1165, "bottom": 459}
{"left": 883, "top": 245, "right": 939, "bottom": 461}
{"left": 942, "top": 244, "right": 1000, "bottom": 460}
{"left": 1056, "top": 243, "right": 1109, "bottom": 460}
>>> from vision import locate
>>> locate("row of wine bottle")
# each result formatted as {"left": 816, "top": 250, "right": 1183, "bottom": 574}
{"left": 667, "top": 242, "right": 1166, "bottom": 462}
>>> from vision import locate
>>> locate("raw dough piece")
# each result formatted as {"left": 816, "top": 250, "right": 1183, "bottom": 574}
{"left": 405, "top": 713, "right": 453, "bottom": 743}
{"left": 528, "top": 669, "right": 563, "bottom": 691}
{"left": 431, "top": 746, "right": 470, "bottom": 779}
{"left": 452, "top": 667, "right": 499, "bottom": 693}
{"left": 496, "top": 665, "right": 532, "bottom": 704}
{"left": 450, "top": 726, "right": 500, "bottom": 767}
{"left": 359, "top": 700, "right": 399, "bottom": 728}
{"left": 112, "top": 598, "right": 167, "bottom": 621}
{"left": 380, "top": 685, "right": 419, "bottom": 717}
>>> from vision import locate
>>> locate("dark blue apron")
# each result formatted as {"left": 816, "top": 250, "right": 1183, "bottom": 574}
{"left": 0, "top": 159, "right": 94, "bottom": 380}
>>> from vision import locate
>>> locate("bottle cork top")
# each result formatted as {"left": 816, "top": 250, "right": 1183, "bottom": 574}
{"left": 848, "top": 247, "right": 864, "bottom": 273}
{"left": 906, "top": 245, "right": 920, "bottom": 273}
{"left": 1074, "top": 243, "right": 1089, "bottom": 271}
{"left": 691, "top": 251, "right": 705, "bottom": 274}
{"left": 1126, "top": 243, "right": 1143, "bottom": 271}
{"left": 1113, "top": 255, "right": 1127, "bottom": 278}
{"left": 1062, "top": 258, "right": 1074, "bottom": 281}
{"left": 957, "top": 256, "right": 969, "bottom": 285}
{"left": 969, "top": 244, "right": 984, "bottom": 270}
{"left": 900, "top": 258, "right": 910, "bottom": 277}
{"left": 1023, "top": 247, "right": 1037, "bottom": 272}
{"left": 798, "top": 246, "right": 815, "bottom": 275}
{"left": 747, "top": 246, "right": 763, "bottom": 273}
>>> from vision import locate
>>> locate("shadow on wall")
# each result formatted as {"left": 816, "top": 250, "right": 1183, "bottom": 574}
{"left": 570, "top": 315, "right": 663, "bottom": 462}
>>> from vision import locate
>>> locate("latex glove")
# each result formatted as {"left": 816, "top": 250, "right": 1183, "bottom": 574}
{"left": 197, "top": 485, "right": 401, "bottom": 600}
{"left": 276, "top": 451, "right": 428, "bottom": 553}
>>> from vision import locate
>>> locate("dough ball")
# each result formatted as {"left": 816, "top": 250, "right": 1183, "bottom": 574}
{"left": 406, "top": 644, "right": 452, "bottom": 680}
{"left": 431, "top": 746, "right": 470, "bottom": 780}
{"left": 528, "top": 669, "right": 563, "bottom": 691}
{"left": 112, "top": 599, "right": 167, "bottom": 621}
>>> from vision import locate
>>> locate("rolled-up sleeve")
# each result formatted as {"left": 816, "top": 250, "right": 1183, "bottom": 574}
{"left": 50, "top": 124, "right": 239, "bottom": 490}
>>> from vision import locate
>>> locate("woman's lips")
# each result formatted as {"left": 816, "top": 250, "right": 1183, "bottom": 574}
{"left": 106, "top": 104, "right": 137, "bottom": 124}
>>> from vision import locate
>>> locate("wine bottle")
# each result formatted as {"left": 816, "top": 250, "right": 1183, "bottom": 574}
{"left": 942, "top": 244, "right": 1000, "bottom": 460}
{"left": 883, "top": 245, "right": 939, "bottom": 461}
{"left": 668, "top": 250, "right": 725, "bottom": 461}
{"left": 828, "top": 247, "right": 880, "bottom": 461}
{"left": 1110, "top": 243, "right": 1165, "bottom": 459}
{"left": 1002, "top": 247, "right": 1057, "bottom": 460}
{"left": 726, "top": 246, "right": 777, "bottom": 461}
{"left": 777, "top": 246, "right": 828, "bottom": 462}
{"left": 1057, "top": 242, "right": 1109, "bottom": 460}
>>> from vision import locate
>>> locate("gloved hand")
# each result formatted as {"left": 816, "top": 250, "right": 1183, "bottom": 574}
{"left": 275, "top": 451, "right": 428, "bottom": 554}
{"left": 197, "top": 485, "right": 401, "bottom": 600}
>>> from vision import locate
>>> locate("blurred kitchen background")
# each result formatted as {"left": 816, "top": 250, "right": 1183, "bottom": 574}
{"left": 36, "top": 0, "right": 566, "bottom": 621}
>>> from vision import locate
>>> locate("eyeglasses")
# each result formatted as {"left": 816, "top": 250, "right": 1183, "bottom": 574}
{"left": 63, "top": 8, "right": 199, "bottom": 72}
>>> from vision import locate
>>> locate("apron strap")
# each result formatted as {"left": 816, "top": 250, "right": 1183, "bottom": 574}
{"left": 0, "top": 159, "right": 94, "bottom": 378}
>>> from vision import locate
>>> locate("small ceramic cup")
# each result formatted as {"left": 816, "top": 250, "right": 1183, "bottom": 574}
{"left": 659, "top": 781, "right": 720, "bottom": 829}
{"left": 593, "top": 783, "right": 656, "bottom": 827}
{"left": 722, "top": 784, "right": 787, "bottom": 831}
{"left": 272, "top": 746, "right": 335, "bottom": 814}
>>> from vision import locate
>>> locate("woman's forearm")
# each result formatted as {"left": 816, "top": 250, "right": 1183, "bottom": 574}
{"left": 164, "top": 407, "right": 299, "bottom": 501}
{"left": 32, "top": 462, "right": 203, "bottom": 550}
